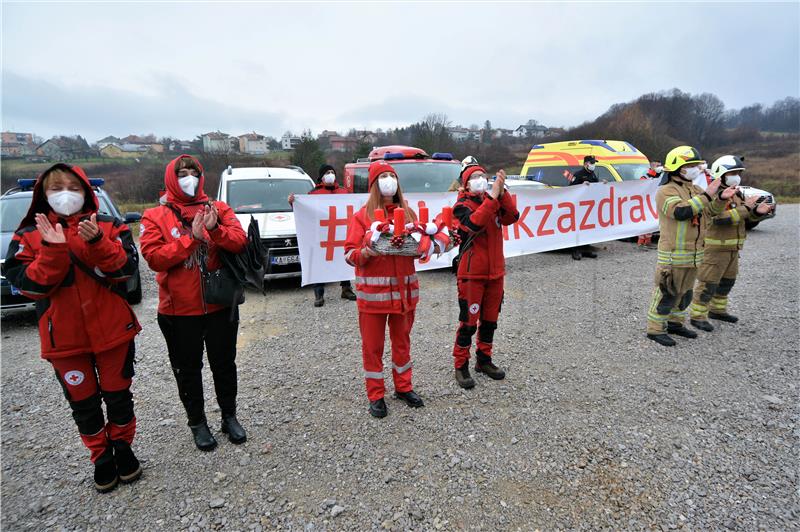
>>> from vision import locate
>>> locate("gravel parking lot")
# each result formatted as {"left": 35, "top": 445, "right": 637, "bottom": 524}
{"left": 2, "top": 205, "right": 798, "bottom": 531}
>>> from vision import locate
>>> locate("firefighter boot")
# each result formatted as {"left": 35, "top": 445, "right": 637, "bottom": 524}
{"left": 313, "top": 285, "right": 324, "bottom": 307}
{"left": 690, "top": 319, "right": 714, "bottom": 332}
{"left": 667, "top": 323, "right": 698, "bottom": 339}
{"left": 647, "top": 333, "right": 677, "bottom": 347}
{"left": 94, "top": 447, "right": 119, "bottom": 493}
{"left": 709, "top": 311, "right": 738, "bottom": 323}
{"left": 475, "top": 350, "right": 506, "bottom": 380}
{"left": 455, "top": 361, "right": 476, "bottom": 389}
{"left": 111, "top": 440, "right": 142, "bottom": 484}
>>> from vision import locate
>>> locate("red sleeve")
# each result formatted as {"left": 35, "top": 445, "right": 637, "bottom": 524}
{"left": 139, "top": 207, "right": 200, "bottom": 272}
{"left": 208, "top": 202, "right": 247, "bottom": 254}
{"left": 498, "top": 192, "right": 520, "bottom": 226}
{"left": 83, "top": 219, "right": 138, "bottom": 282}
{"left": 344, "top": 210, "right": 369, "bottom": 266}
{"left": 455, "top": 196, "right": 500, "bottom": 233}
{"left": 2, "top": 230, "right": 70, "bottom": 299}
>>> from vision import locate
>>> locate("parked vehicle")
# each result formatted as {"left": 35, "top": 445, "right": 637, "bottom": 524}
{"left": 520, "top": 140, "right": 651, "bottom": 186}
{"left": 0, "top": 178, "right": 143, "bottom": 310}
{"left": 344, "top": 146, "right": 462, "bottom": 193}
{"left": 217, "top": 165, "right": 314, "bottom": 279}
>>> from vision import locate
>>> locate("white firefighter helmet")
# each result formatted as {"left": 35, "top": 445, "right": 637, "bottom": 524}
{"left": 711, "top": 155, "right": 746, "bottom": 181}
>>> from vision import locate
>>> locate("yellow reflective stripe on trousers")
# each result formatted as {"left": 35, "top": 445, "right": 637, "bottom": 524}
{"left": 705, "top": 238, "right": 744, "bottom": 246}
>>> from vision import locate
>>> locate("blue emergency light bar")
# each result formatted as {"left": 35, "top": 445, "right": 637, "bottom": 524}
{"left": 16, "top": 177, "right": 105, "bottom": 190}
{"left": 383, "top": 152, "right": 405, "bottom": 160}
{"left": 431, "top": 152, "right": 453, "bottom": 160}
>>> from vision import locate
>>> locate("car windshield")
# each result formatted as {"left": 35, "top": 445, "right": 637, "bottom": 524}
{"left": 0, "top": 196, "right": 32, "bottom": 232}
{"left": 612, "top": 164, "right": 652, "bottom": 181}
{"left": 393, "top": 162, "right": 462, "bottom": 193}
{"left": 0, "top": 193, "right": 115, "bottom": 233}
{"left": 228, "top": 179, "right": 312, "bottom": 213}
{"left": 525, "top": 166, "right": 582, "bottom": 186}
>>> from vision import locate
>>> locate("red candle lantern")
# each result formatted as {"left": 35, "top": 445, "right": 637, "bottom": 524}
{"left": 419, "top": 206, "right": 429, "bottom": 224}
{"left": 393, "top": 208, "right": 405, "bottom": 236}
{"left": 441, "top": 206, "right": 453, "bottom": 228}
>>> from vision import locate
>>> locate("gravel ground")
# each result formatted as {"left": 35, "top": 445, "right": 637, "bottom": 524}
{"left": 2, "top": 205, "right": 798, "bottom": 531}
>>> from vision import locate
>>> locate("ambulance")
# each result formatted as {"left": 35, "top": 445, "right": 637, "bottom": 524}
{"left": 520, "top": 140, "right": 651, "bottom": 186}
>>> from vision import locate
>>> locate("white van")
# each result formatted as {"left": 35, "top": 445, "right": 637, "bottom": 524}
{"left": 218, "top": 165, "right": 314, "bottom": 279}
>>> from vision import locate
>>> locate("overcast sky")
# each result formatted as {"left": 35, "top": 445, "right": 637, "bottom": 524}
{"left": 2, "top": 1, "right": 798, "bottom": 142}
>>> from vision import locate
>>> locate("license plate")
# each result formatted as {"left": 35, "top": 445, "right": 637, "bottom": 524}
{"left": 271, "top": 255, "right": 299, "bottom": 265}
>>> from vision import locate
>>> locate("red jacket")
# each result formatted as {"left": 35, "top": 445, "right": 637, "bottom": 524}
{"left": 454, "top": 190, "right": 519, "bottom": 280}
{"left": 3, "top": 164, "right": 141, "bottom": 360}
{"left": 309, "top": 183, "right": 349, "bottom": 195}
{"left": 344, "top": 204, "right": 419, "bottom": 315}
{"left": 140, "top": 155, "right": 247, "bottom": 316}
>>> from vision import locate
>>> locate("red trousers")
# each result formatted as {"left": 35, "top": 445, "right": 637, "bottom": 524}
{"left": 358, "top": 311, "right": 415, "bottom": 401}
{"left": 453, "top": 277, "right": 504, "bottom": 368}
{"left": 50, "top": 341, "right": 136, "bottom": 462}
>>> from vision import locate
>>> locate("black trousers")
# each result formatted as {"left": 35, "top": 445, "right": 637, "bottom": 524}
{"left": 314, "top": 280, "right": 351, "bottom": 298}
{"left": 157, "top": 308, "right": 239, "bottom": 425}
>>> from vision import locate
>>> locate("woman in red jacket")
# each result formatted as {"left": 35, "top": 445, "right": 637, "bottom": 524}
{"left": 4, "top": 163, "right": 142, "bottom": 492}
{"left": 140, "top": 155, "right": 247, "bottom": 451}
{"left": 452, "top": 163, "right": 519, "bottom": 389}
{"left": 344, "top": 160, "right": 449, "bottom": 418}
{"left": 289, "top": 164, "right": 357, "bottom": 307}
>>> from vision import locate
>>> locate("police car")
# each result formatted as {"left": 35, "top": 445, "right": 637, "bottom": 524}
{"left": 0, "top": 178, "right": 143, "bottom": 310}
{"left": 217, "top": 165, "right": 314, "bottom": 279}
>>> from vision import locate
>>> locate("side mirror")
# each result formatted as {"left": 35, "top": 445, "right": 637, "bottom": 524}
{"left": 124, "top": 212, "right": 142, "bottom": 224}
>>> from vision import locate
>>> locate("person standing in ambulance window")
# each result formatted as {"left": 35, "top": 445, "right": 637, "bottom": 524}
{"left": 140, "top": 155, "right": 248, "bottom": 451}
{"left": 451, "top": 162, "right": 519, "bottom": 389}
{"left": 3, "top": 163, "right": 142, "bottom": 493}
{"left": 343, "top": 160, "right": 449, "bottom": 418}
{"left": 289, "top": 164, "right": 357, "bottom": 307}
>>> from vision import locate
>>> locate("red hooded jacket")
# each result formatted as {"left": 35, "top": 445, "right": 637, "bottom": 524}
{"left": 454, "top": 166, "right": 519, "bottom": 280}
{"left": 140, "top": 155, "right": 247, "bottom": 316}
{"left": 3, "top": 163, "right": 141, "bottom": 360}
{"left": 309, "top": 183, "right": 349, "bottom": 195}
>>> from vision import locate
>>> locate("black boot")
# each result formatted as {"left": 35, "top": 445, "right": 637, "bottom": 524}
{"left": 369, "top": 398, "right": 387, "bottom": 418}
{"left": 571, "top": 250, "right": 582, "bottom": 261}
{"left": 394, "top": 390, "right": 424, "bottom": 408}
{"left": 94, "top": 447, "right": 119, "bottom": 493}
{"left": 475, "top": 351, "right": 506, "bottom": 380}
{"left": 221, "top": 415, "right": 247, "bottom": 444}
{"left": 690, "top": 319, "right": 714, "bottom": 332}
{"left": 189, "top": 420, "right": 218, "bottom": 451}
{"left": 314, "top": 285, "right": 325, "bottom": 307}
{"left": 709, "top": 311, "right": 738, "bottom": 323}
{"left": 340, "top": 286, "right": 357, "bottom": 301}
{"left": 647, "top": 333, "right": 676, "bottom": 347}
{"left": 454, "top": 362, "right": 476, "bottom": 389}
{"left": 111, "top": 440, "right": 142, "bottom": 484}
{"left": 667, "top": 323, "right": 698, "bottom": 339}
{"left": 582, "top": 250, "right": 598, "bottom": 259}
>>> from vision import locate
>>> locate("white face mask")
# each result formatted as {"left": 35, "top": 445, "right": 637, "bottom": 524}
{"left": 587, "top": 163, "right": 596, "bottom": 171}
{"left": 47, "top": 190, "right": 85, "bottom": 216}
{"left": 680, "top": 166, "right": 702, "bottom": 182}
{"left": 178, "top": 175, "right": 199, "bottom": 196}
{"left": 468, "top": 177, "right": 488, "bottom": 194}
{"left": 378, "top": 176, "right": 398, "bottom": 197}
{"left": 724, "top": 174, "right": 741, "bottom": 187}
{"left": 322, "top": 173, "right": 336, "bottom": 185}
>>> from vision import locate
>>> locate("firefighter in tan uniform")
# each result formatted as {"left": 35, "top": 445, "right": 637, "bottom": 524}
{"left": 689, "top": 156, "right": 775, "bottom": 331}
{"left": 646, "top": 146, "right": 734, "bottom": 346}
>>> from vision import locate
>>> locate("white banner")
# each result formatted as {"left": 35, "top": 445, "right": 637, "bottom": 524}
{"left": 294, "top": 180, "right": 660, "bottom": 285}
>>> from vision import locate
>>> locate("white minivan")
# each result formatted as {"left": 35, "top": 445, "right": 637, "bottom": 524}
{"left": 218, "top": 165, "right": 314, "bottom": 279}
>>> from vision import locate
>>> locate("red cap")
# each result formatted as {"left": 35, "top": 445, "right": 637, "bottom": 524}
{"left": 368, "top": 160, "right": 397, "bottom": 190}
{"left": 461, "top": 165, "right": 487, "bottom": 186}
